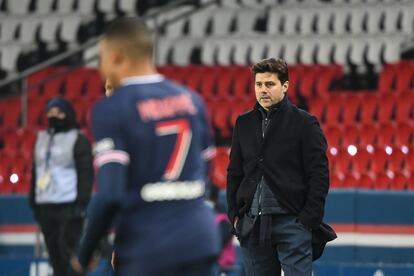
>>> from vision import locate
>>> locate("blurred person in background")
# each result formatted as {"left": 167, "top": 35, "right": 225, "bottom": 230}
{"left": 29, "top": 97, "right": 93, "bottom": 276}
{"left": 227, "top": 58, "right": 335, "bottom": 276}
{"left": 71, "top": 17, "right": 219, "bottom": 276}
{"left": 207, "top": 185, "right": 236, "bottom": 275}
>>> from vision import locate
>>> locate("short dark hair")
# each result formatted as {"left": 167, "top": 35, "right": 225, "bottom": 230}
{"left": 103, "top": 17, "right": 153, "bottom": 59}
{"left": 251, "top": 58, "right": 289, "bottom": 84}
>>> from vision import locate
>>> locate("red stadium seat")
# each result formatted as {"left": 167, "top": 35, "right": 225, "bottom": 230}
{"left": 352, "top": 148, "right": 372, "bottom": 175}
{"left": 84, "top": 70, "right": 104, "bottom": 100}
{"left": 378, "top": 64, "right": 397, "bottom": 94}
{"left": 377, "top": 93, "right": 396, "bottom": 123}
{"left": 388, "top": 149, "right": 406, "bottom": 173}
{"left": 359, "top": 92, "right": 378, "bottom": 125}
{"left": 210, "top": 147, "right": 230, "bottom": 189}
{"left": 64, "top": 68, "right": 90, "bottom": 100}
{"left": 330, "top": 173, "right": 343, "bottom": 189}
{"left": 395, "top": 61, "right": 414, "bottom": 93}
{"left": 359, "top": 124, "right": 378, "bottom": 149}
{"left": 395, "top": 122, "right": 413, "bottom": 149}
{"left": 2, "top": 97, "right": 21, "bottom": 129}
{"left": 334, "top": 149, "right": 352, "bottom": 176}
{"left": 377, "top": 122, "right": 396, "bottom": 149}
{"left": 374, "top": 172, "right": 393, "bottom": 190}
{"left": 371, "top": 149, "right": 389, "bottom": 174}
{"left": 395, "top": 92, "right": 414, "bottom": 123}
{"left": 27, "top": 99, "right": 47, "bottom": 128}
{"left": 391, "top": 172, "right": 409, "bottom": 191}
{"left": 342, "top": 94, "right": 360, "bottom": 126}
{"left": 315, "top": 65, "right": 343, "bottom": 99}
{"left": 324, "top": 124, "right": 342, "bottom": 150}
{"left": 43, "top": 67, "right": 67, "bottom": 99}
{"left": 343, "top": 173, "right": 359, "bottom": 189}
{"left": 325, "top": 94, "right": 343, "bottom": 125}
{"left": 308, "top": 97, "right": 326, "bottom": 122}
{"left": 342, "top": 125, "right": 360, "bottom": 148}
{"left": 359, "top": 173, "right": 375, "bottom": 189}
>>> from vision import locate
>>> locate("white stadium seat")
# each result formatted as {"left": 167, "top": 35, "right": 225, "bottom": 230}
{"left": 60, "top": 15, "right": 83, "bottom": 44}
{"left": 187, "top": 7, "right": 214, "bottom": 37}
{"left": 35, "top": 0, "right": 54, "bottom": 15}
{"left": 77, "top": 0, "right": 95, "bottom": 16}
{"left": 170, "top": 38, "right": 197, "bottom": 65}
{"left": 0, "top": 43, "right": 22, "bottom": 72}
{"left": 118, "top": 0, "right": 137, "bottom": 15}
{"left": 19, "top": 16, "right": 41, "bottom": 44}
{"left": 211, "top": 8, "right": 236, "bottom": 36}
{"left": 6, "top": 0, "right": 31, "bottom": 15}
{"left": 56, "top": 0, "right": 75, "bottom": 14}
{"left": 0, "top": 17, "right": 19, "bottom": 43}
{"left": 39, "top": 16, "right": 61, "bottom": 43}
{"left": 234, "top": 9, "right": 263, "bottom": 35}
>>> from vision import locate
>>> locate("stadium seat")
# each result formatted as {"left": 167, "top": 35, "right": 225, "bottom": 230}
{"left": 392, "top": 172, "right": 409, "bottom": 191}
{"left": 374, "top": 171, "right": 393, "bottom": 190}
{"left": 77, "top": 0, "right": 95, "bottom": 15}
{"left": 359, "top": 173, "right": 376, "bottom": 190}
{"left": 377, "top": 94, "right": 396, "bottom": 123}
{"left": 35, "top": 0, "right": 54, "bottom": 15}
{"left": 395, "top": 92, "right": 414, "bottom": 123}
{"left": 0, "top": 43, "right": 22, "bottom": 72}
{"left": 60, "top": 15, "right": 83, "bottom": 44}
{"left": 378, "top": 63, "right": 397, "bottom": 93}
{"left": 342, "top": 125, "right": 360, "bottom": 148}
{"left": 6, "top": 0, "right": 31, "bottom": 15}
{"left": 39, "top": 16, "right": 61, "bottom": 43}
{"left": 19, "top": 17, "right": 42, "bottom": 45}
{"left": 118, "top": 0, "right": 138, "bottom": 15}
{"left": 343, "top": 173, "right": 360, "bottom": 189}
{"left": 371, "top": 149, "right": 389, "bottom": 174}
{"left": 377, "top": 122, "right": 396, "bottom": 149}
{"left": 210, "top": 147, "right": 230, "bottom": 189}
{"left": 330, "top": 174, "right": 343, "bottom": 189}
{"left": 359, "top": 124, "right": 378, "bottom": 150}
{"left": 308, "top": 97, "right": 326, "bottom": 122}
{"left": 395, "top": 62, "right": 414, "bottom": 92}
{"left": 342, "top": 94, "right": 360, "bottom": 126}
{"left": 395, "top": 122, "right": 413, "bottom": 149}
{"left": 324, "top": 124, "right": 342, "bottom": 151}
{"left": 359, "top": 93, "right": 378, "bottom": 125}
{"left": 324, "top": 94, "right": 343, "bottom": 125}
{"left": 2, "top": 96, "right": 21, "bottom": 129}
{"left": 56, "top": 0, "right": 75, "bottom": 14}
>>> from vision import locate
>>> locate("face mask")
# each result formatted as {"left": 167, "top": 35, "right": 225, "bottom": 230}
{"left": 48, "top": 117, "right": 67, "bottom": 131}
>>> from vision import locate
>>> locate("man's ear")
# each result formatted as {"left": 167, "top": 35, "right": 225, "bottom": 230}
{"left": 112, "top": 49, "right": 124, "bottom": 66}
{"left": 283, "top": 81, "right": 289, "bottom": 93}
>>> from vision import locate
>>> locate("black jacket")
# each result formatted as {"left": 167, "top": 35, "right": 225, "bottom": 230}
{"left": 226, "top": 95, "right": 329, "bottom": 230}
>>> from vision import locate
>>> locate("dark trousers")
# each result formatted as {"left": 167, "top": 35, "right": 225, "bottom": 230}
{"left": 115, "top": 256, "right": 218, "bottom": 276}
{"left": 241, "top": 215, "right": 312, "bottom": 276}
{"left": 35, "top": 204, "right": 84, "bottom": 276}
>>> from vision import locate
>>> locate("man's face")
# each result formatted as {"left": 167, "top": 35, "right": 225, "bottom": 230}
{"left": 254, "top": 72, "right": 288, "bottom": 110}
{"left": 99, "top": 39, "right": 120, "bottom": 89}
{"left": 47, "top": 107, "right": 66, "bottom": 119}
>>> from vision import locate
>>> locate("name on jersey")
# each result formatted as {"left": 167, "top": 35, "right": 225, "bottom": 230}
{"left": 137, "top": 94, "right": 197, "bottom": 122}
{"left": 141, "top": 180, "right": 205, "bottom": 202}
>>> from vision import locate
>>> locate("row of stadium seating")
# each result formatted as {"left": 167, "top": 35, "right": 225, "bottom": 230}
{"left": 2, "top": 0, "right": 413, "bottom": 74}
{"left": 1, "top": 60, "right": 414, "bottom": 193}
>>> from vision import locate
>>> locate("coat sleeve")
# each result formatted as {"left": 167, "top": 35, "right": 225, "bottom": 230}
{"left": 226, "top": 118, "right": 244, "bottom": 224}
{"left": 74, "top": 133, "right": 94, "bottom": 208}
{"left": 298, "top": 116, "right": 330, "bottom": 229}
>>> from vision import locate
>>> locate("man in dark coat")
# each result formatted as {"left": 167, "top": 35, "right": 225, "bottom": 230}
{"left": 227, "top": 58, "right": 335, "bottom": 276}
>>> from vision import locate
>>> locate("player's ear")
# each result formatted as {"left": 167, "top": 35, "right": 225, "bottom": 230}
{"left": 112, "top": 48, "right": 124, "bottom": 66}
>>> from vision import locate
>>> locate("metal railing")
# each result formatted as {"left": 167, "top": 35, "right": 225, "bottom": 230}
{"left": 0, "top": 0, "right": 217, "bottom": 127}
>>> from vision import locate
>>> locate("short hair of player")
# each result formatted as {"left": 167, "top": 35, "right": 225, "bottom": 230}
{"left": 102, "top": 17, "right": 153, "bottom": 61}
{"left": 251, "top": 58, "right": 289, "bottom": 84}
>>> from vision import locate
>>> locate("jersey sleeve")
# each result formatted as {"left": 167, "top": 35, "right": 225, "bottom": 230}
{"left": 77, "top": 100, "right": 129, "bottom": 268}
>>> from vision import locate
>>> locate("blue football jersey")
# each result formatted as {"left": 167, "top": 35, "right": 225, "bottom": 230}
{"left": 78, "top": 74, "right": 219, "bottom": 268}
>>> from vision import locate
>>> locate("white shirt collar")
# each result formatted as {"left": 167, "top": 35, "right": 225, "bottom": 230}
{"left": 121, "top": 74, "right": 165, "bottom": 86}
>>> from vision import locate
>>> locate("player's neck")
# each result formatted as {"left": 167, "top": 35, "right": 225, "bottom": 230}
{"left": 120, "top": 62, "right": 158, "bottom": 80}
